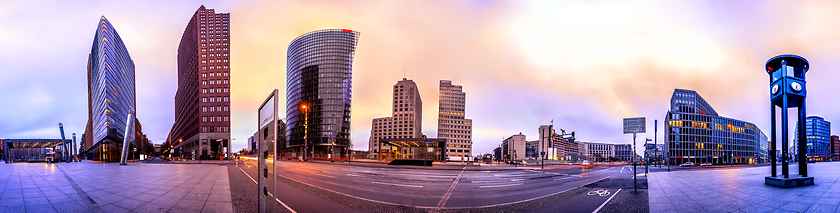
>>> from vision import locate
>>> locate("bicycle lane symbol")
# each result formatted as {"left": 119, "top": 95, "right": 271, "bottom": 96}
{"left": 587, "top": 189, "right": 611, "bottom": 197}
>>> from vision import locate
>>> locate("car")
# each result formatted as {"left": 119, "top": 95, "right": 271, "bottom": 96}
{"left": 700, "top": 162, "right": 712, "bottom": 166}
{"left": 679, "top": 162, "right": 694, "bottom": 167}
{"left": 807, "top": 159, "right": 816, "bottom": 163}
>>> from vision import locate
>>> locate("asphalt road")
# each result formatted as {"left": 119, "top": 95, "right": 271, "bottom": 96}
{"left": 235, "top": 158, "right": 646, "bottom": 212}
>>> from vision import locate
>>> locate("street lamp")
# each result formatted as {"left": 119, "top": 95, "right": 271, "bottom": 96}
{"left": 302, "top": 104, "right": 308, "bottom": 161}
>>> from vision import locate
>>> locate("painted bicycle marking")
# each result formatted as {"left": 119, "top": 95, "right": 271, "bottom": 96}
{"left": 587, "top": 189, "right": 611, "bottom": 197}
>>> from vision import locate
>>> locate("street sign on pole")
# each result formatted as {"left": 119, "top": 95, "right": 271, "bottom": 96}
{"left": 623, "top": 117, "right": 646, "bottom": 134}
{"left": 623, "top": 117, "right": 645, "bottom": 194}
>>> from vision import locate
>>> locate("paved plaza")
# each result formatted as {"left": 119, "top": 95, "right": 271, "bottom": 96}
{"left": 648, "top": 162, "right": 840, "bottom": 213}
{"left": 0, "top": 161, "right": 232, "bottom": 213}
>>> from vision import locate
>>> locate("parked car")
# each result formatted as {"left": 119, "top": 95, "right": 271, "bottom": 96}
{"left": 679, "top": 162, "right": 694, "bottom": 167}
{"left": 807, "top": 159, "right": 816, "bottom": 163}
{"left": 700, "top": 162, "right": 712, "bottom": 166}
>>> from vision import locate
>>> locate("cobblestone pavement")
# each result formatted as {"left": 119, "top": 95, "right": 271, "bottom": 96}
{"left": 648, "top": 162, "right": 840, "bottom": 213}
{"left": 0, "top": 161, "right": 232, "bottom": 213}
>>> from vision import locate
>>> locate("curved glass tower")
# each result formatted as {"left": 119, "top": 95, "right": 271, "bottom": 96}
{"left": 286, "top": 29, "right": 360, "bottom": 159}
{"left": 83, "top": 16, "right": 137, "bottom": 161}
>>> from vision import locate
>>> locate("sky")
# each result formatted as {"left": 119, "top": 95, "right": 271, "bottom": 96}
{"left": 2, "top": 0, "right": 840, "bottom": 156}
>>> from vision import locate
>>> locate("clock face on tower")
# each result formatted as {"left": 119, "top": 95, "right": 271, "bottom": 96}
{"left": 772, "top": 84, "right": 780, "bottom": 95}
{"left": 790, "top": 82, "right": 803, "bottom": 92}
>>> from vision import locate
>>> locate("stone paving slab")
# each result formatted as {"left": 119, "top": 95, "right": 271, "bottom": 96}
{"left": 0, "top": 161, "right": 232, "bottom": 213}
{"left": 648, "top": 162, "right": 840, "bottom": 213}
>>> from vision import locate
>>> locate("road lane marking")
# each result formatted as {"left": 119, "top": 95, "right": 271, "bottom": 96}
{"left": 309, "top": 172, "right": 335, "bottom": 178}
{"left": 436, "top": 166, "right": 466, "bottom": 208}
{"left": 479, "top": 183, "right": 524, "bottom": 188}
{"left": 553, "top": 176, "right": 574, "bottom": 181}
{"left": 239, "top": 167, "right": 296, "bottom": 213}
{"left": 371, "top": 181, "right": 423, "bottom": 188}
{"left": 470, "top": 178, "right": 524, "bottom": 183}
{"left": 593, "top": 188, "right": 621, "bottom": 213}
{"left": 240, "top": 167, "right": 257, "bottom": 184}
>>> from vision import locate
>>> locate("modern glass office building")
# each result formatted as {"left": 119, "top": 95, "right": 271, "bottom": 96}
{"left": 664, "top": 89, "right": 765, "bottom": 165}
{"left": 797, "top": 116, "right": 831, "bottom": 161}
{"left": 286, "top": 29, "right": 360, "bottom": 158}
{"left": 82, "top": 16, "right": 142, "bottom": 161}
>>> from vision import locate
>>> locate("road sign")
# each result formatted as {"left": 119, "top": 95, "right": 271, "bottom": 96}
{"left": 623, "top": 117, "right": 646, "bottom": 134}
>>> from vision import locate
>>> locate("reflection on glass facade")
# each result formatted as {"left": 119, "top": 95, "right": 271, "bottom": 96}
{"left": 797, "top": 116, "right": 831, "bottom": 160}
{"left": 664, "top": 89, "right": 764, "bottom": 165}
{"left": 84, "top": 16, "right": 137, "bottom": 161}
{"left": 286, "top": 29, "right": 360, "bottom": 157}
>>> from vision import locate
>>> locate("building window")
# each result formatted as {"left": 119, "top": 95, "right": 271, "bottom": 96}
{"left": 224, "top": 97, "right": 229, "bottom": 102}
{"left": 202, "top": 97, "right": 207, "bottom": 102}
{"left": 224, "top": 72, "right": 228, "bottom": 76}
{"left": 210, "top": 72, "right": 214, "bottom": 77}
{"left": 202, "top": 107, "right": 207, "bottom": 112}
{"left": 224, "top": 116, "right": 229, "bottom": 122}
{"left": 209, "top": 80, "right": 214, "bottom": 85}
{"left": 202, "top": 66, "right": 207, "bottom": 70}
{"left": 202, "top": 88, "right": 207, "bottom": 93}
{"left": 224, "top": 88, "right": 229, "bottom": 93}
{"left": 202, "top": 116, "right": 207, "bottom": 122}
{"left": 224, "top": 106, "right": 229, "bottom": 111}
{"left": 202, "top": 127, "right": 207, "bottom": 132}
{"left": 210, "top": 117, "right": 215, "bottom": 122}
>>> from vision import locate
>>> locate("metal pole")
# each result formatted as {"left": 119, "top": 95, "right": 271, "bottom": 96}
{"left": 120, "top": 109, "right": 136, "bottom": 165}
{"left": 655, "top": 120, "right": 659, "bottom": 168}
{"left": 798, "top": 102, "right": 807, "bottom": 177}
{"left": 72, "top": 133, "right": 77, "bottom": 162}
{"left": 771, "top": 104, "right": 777, "bottom": 177}
{"left": 303, "top": 106, "right": 308, "bottom": 161}
{"left": 58, "top": 123, "right": 68, "bottom": 163}
{"left": 633, "top": 133, "right": 637, "bottom": 194}
{"left": 781, "top": 95, "right": 789, "bottom": 178}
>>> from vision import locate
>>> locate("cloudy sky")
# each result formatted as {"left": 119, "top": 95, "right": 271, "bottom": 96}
{"left": 2, "top": 0, "right": 839, "bottom": 155}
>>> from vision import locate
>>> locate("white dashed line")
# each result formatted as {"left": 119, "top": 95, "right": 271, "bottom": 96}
{"left": 479, "top": 183, "right": 524, "bottom": 188}
{"left": 371, "top": 181, "right": 423, "bottom": 188}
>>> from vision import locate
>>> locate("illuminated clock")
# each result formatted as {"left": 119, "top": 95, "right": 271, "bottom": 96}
{"left": 772, "top": 84, "right": 780, "bottom": 95}
{"left": 790, "top": 82, "right": 803, "bottom": 92}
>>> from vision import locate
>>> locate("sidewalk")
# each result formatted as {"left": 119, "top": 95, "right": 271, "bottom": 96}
{"left": 0, "top": 161, "right": 232, "bottom": 213}
{"left": 648, "top": 162, "right": 840, "bottom": 213}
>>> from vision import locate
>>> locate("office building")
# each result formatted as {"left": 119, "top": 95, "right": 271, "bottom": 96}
{"left": 538, "top": 125, "right": 578, "bottom": 161}
{"left": 81, "top": 16, "right": 144, "bottom": 162}
{"left": 501, "top": 133, "right": 527, "bottom": 161}
{"left": 831, "top": 135, "right": 839, "bottom": 161}
{"left": 664, "top": 89, "right": 765, "bottom": 165}
{"left": 579, "top": 142, "right": 633, "bottom": 162}
{"left": 286, "top": 29, "right": 359, "bottom": 159}
{"left": 796, "top": 116, "right": 830, "bottom": 161}
{"left": 369, "top": 78, "right": 423, "bottom": 159}
{"left": 168, "top": 5, "right": 232, "bottom": 160}
{"left": 437, "top": 80, "right": 473, "bottom": 160}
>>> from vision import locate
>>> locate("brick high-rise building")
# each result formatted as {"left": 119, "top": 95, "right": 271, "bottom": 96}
{"left": 437, "top": 80, "right": 473, "bottom": 160}
{"left": 831, "top": 135, "right": 839, "bottom": 161}
{"left": 168, "top": 5, "right": 231, "bottom": 160}
{"left": 369, "top": 78, "right": 423, "bottom": 159}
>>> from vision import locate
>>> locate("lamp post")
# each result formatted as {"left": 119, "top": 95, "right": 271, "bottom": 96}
{"left": 302, "top": 104, "right": 308, "bottom": 161}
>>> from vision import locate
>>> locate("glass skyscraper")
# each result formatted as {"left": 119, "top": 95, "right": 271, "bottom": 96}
{"left": 286, "top": 29, "right": 360, "bottom": 159}
{"left": 797, "top": 116, "right": 830, "bottom": 161}
{"left": 664, "top": 89, "right": 765, "bottom": 165}
{"left": 82, "top": 16, "right": 141, "bottom": 161}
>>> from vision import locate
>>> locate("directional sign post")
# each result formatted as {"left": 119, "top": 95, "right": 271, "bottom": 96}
{"left": 623, "top": 117, "right": 645, "bottom": 194}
